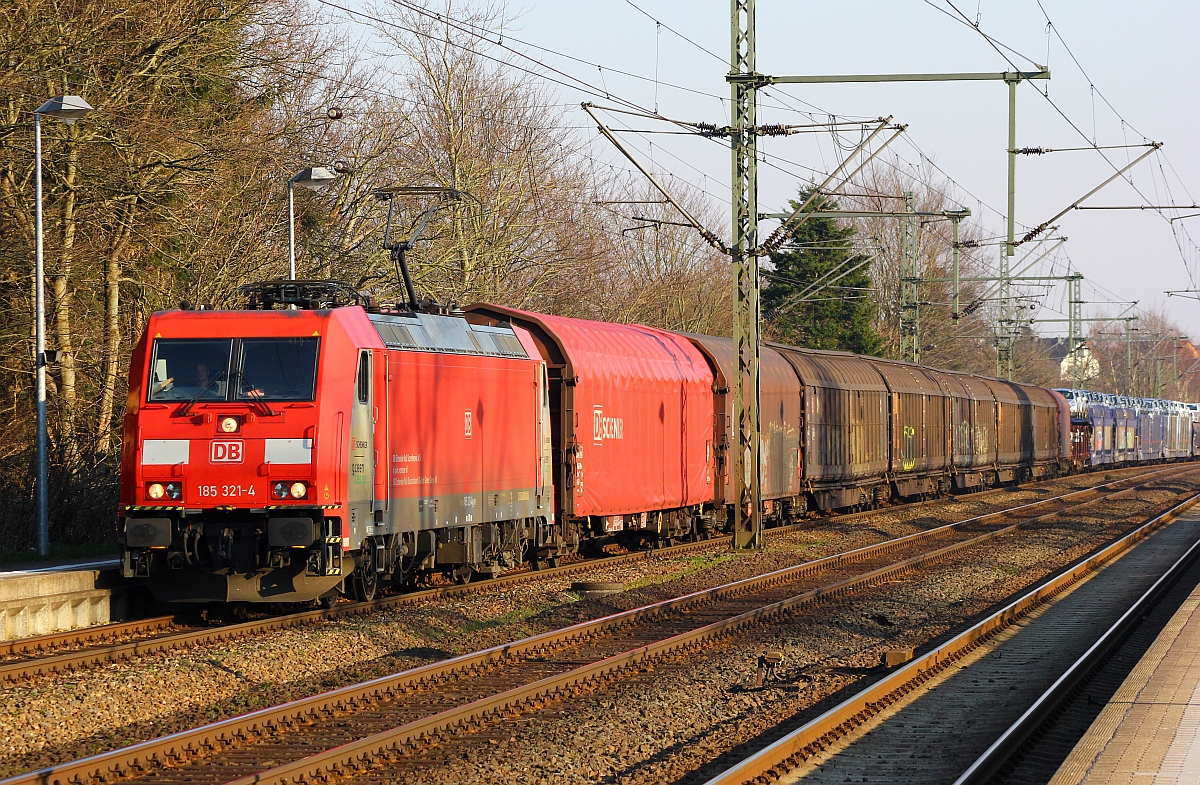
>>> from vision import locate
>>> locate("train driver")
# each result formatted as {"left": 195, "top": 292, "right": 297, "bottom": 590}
{"left": 194, "top": 362, "right": 224, "bottom": 397}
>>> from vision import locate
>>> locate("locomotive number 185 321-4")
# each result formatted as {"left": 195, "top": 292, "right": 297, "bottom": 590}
{"left": 196, "top": 484, "right": 257, "bottom": 498}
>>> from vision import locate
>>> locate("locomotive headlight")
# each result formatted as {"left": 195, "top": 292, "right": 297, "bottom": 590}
{"left": 219, "top": 416, "right": 239, "bottom": 434}
{"left": 272, "top": 482, "right": 290, "bottom": 499}
{"left": 147, "top": 483, "right": 166, "bottom": 500}
{"left": 289, "top": 482, "right": 308, "bottom": 499}
{"left": 165, "top": 482, "right": 183, "bottom": 500}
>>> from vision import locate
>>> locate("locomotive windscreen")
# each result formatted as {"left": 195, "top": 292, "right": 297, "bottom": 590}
{"left": 236, "top": 338, "right": 319, "bottom": 401}
{"left": 148, "top": 337, "right": 319, "bottom": 402}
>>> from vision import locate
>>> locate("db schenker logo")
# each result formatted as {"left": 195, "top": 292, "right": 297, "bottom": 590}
{"left": 210, "top": 440, "right": 244, "bottom": 463}
{"left": 593, "top": 406, "right": 624, "bottom": 445}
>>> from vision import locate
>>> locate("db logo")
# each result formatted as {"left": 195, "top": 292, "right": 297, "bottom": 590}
{"left": 210, "top": 440, "right": 244, "bottom": 463}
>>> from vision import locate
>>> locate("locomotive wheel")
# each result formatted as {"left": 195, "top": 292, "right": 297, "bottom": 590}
{"left": 350, "top": 569, "right": 378, "bottom": 603}
{"left": 318, "top": 591, "right": 339, "bottom": 610}
{"left": 350, "top": 550, "right": 379, "bottom": 603}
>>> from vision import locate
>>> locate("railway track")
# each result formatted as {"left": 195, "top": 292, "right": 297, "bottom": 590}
{"left": 7, "top": 464, "right": 1193, "bottom": 785}
{"left": 698, "top": 490, "right": 1200, "bottom": 785}
{"left": 0, "top": 464, "right": 1170, "bottom": 685}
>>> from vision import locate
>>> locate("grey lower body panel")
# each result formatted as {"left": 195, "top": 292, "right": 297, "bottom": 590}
{"left": 145, "top": 562, "right": 343, "bottom": 603}
{"left": 369, "top": 488, "right": 550, "bottom": 536}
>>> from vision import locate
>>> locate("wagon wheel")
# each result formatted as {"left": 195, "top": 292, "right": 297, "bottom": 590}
{"left": 350, "top": 546, "right": 379, "bottom": 603}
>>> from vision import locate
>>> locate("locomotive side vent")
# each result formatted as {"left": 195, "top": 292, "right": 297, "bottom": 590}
{"left": 491, "top": 333, "right": 525, "bottom": 356}
{"left": 380, "top": 323, "right": 417, "bottom": 347}
{"left": 369, "top": 313, "right": 529, "bottom": 360}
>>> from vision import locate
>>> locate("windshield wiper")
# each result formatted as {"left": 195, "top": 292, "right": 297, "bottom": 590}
{"left": 235, "top": 371, "right": 277, "bottom": 417}
{"left": 177, "top": 370, "right": 226, "bottom": 417}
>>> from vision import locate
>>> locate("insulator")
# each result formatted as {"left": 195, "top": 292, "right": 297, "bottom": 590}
{"left": 694, "top": 122, "right": 729, "bottom": 138}
{"left": 1021, "top": 222, "right": 1051, "bottom": 243}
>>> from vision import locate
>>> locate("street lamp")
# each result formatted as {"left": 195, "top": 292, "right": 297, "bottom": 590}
{"left": 287, "top": 167, "right": 339, "bottom": 280}
{"left": 34, "top": 95, "right": 92, "bottom": 557}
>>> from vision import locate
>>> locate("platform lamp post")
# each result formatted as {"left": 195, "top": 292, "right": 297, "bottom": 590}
{"left": 287, "top": 166, "right": 340, "bottom": 280}
{"left": 33, "top": 95, "right": 92, "bottom": 557}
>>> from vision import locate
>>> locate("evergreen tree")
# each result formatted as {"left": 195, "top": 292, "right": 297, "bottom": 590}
{"left": 762, "top": 193, "right": 884, "bottom": 355}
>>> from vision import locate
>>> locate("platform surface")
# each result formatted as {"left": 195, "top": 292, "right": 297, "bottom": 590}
{"left": 1051, "top": 567, "right": 1200, "bottom": 784}
{"left": 0, "top": 556, "right": 119, "bottom": 574}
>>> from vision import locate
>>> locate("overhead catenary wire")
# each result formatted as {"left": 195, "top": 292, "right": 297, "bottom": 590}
{"left": 348, "top": 0, "right": 988, "bottom": 245}
{"left": 935, "top": 0, "right": 1200, "bottom": 290}
{"left": 333, "top": 0, "right": 1004, "bottom": 269}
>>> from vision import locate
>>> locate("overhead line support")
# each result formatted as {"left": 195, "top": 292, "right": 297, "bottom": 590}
{"left": 901, "top": 192, "right": 919, "bottom": 363}
{"left": 1017, "top": 143, "right": 1163, "bottom": 246}
{"left": 597, "top": 28, "right": 1055, "bottom": 549}
{"left": 582, "top": 103, "right": 727, "bottom": 253}
{"left": 729, "top": 0, "right": 761, "bottom": 549}
{"left": 1000, "top": 72, "right": 1019, "bottom": 379}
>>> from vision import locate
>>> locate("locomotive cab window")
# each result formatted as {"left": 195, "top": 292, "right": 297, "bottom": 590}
{"left": 147, "top": 339, "right": 232, "bottom": 401}
{"left": 356, "top": 351, "right": 370, "bottom": 403}
{"left": 147, "top": 337, "right": 318, "bottom": 403}
{"left": 236, "top": 338, "right": 319, "bottom": 401}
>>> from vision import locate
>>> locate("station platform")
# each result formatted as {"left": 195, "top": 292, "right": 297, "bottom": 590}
{"left": 1051, "top": 564, "right": 1200, "bottom": 784}
{"left": 0, "top": 557, "right": 126, "bottom": 642}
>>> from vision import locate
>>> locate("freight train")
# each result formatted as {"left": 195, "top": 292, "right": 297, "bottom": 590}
{"left": 118, "top": 280, "right": 1199, "bottom": 604}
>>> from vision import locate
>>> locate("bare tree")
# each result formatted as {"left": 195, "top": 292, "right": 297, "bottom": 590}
{"left": 579, "top": 181, "right": 730, "bottom": 334}
{"left": 1082, "top": 305, "right": 1196, "bottom": 399}
{"left": 0, "top": 0, "right": 364, "bottom": 550}
{"left": 348, "top": 0, "right": 611, "bottom": 311}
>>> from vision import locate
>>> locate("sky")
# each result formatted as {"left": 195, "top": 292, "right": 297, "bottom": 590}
{"left": 337, "top": 0, "right": 1200, "bottom": 338}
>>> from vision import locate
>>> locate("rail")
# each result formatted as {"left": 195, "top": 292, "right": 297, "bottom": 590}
{"left": 952, "top": 512, "right": 1200, "bottom": 784}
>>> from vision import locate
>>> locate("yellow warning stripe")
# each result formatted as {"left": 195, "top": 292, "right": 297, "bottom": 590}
{"left": 121, "top": 504, "right": 341, "bottom": 512}
{"left": 264, "top": 504, "right": 341, "bottom": 510}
